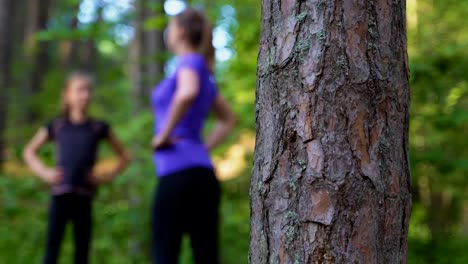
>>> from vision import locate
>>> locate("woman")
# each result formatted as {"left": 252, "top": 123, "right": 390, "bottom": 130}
{"left": 150, "top": 7, "right": 236, "bottom": 264}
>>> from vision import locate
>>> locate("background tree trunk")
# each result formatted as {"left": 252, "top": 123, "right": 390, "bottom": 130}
{"left": 0, "top": 0, "right": 17, "bottom": 171}
{"left": 144, "top": 0, "right": 166, "bottom": 87}
{"left": 12, "top": 0, "right": 27, "bottom": 54}
{"left": 130, "top": 0, "right": 147, "bottom": 111}
{"left": 23, "top": 0, "right": 52, "bottom": 121}
{"left": 128, "top": 0, "right": 167, "bottom": 260}
{"left": 59, "top": 3, "right": 80, "bottom": 69}
{"left": 131, "top": 0, "right": 166, "bottom": 109}
{"left": 23, "top": 0, "right": 52, "bottom": 80}
{"left": 250, "top": 0, "right": 411, "bottom": 263}
{"left": 78, "top": 1, "right": 103, "bottom": 72}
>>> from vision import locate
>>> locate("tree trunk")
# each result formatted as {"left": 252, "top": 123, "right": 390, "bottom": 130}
{"left": 250, "top": 1, "right": 411, "bottom": 263}
{"left": 59, "top": 5, "right": 79, "bottom": 69}
{"left": 128, "top": 1, "right": 167, "bottom": 260}
{"left": 131, "top": 0, "right": 166, "bottom": 110}
{"left": 13, "top": 0, "right": 27, "bottom": 54}
{"left": 0, "top": 0, "right": 17, "bottom": 170}
{"left": 78, "top": 2, "right": 103, "bottom": 72}
{"left": 130, "top": 0, "right": 147, "bottom": 111}
{"left": 24, "top": 0, "right": 52, "bottom": 91}
{"left": 23, "top": 0, "right": 52, "bottom": 121}
{"left": 144, "top": 0, "right": 166, "bottom": 86}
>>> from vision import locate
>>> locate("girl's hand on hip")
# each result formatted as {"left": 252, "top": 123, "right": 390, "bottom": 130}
{"left": 42, "top": 167, "right": 64, "bottom": 186}
{"left": 88, "top": 170, "right": 114, "bottom": 186}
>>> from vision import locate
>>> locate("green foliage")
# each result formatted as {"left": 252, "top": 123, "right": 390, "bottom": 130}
{"left": 216, "top": 2, "right": 260, "bottom": 132}
{"left": 408, "top": 0, "right": 468, "bottom": 237}
{"left": 0, "top": 168, "right": 251, "bottom": 263}
{"left": 144, "top": 16, "right": 168, "bottom": 31}
{"left": 406, "top": 0, "right": 468, "bottom": 261}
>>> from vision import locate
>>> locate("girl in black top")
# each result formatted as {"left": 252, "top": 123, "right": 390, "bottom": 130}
{"left": 23, "top": 72, "right": 130, "bottom": 264}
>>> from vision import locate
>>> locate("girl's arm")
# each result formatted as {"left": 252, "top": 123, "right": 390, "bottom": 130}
{"left": 106, "top": 131, "right": 131, "bottom": 176}
{"left": 23, "top": 128, "right": 63, "bottom": 185}
{"left": 152, "top": 67, "right": 200, "bottom": 149}
{"left": 206, "top": 95, "right": 236, "bottom": 151}
{"left": 91, "top": 131, "right": 130, "bottom": 185}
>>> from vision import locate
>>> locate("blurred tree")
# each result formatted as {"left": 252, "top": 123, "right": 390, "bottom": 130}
{"left": 22, "top": 0, "right": 52, "bottom": 121}
{"left": 144, "top": 0, "right": 166, "bottom": 86}
{"left": 78, "top": 2, "right": 102, "bottom": 72}
{"left": 0, "top": 0, "right": 17, "bottom": 170}
{"left": 250, "top": 1, "right": 411, "bottom": 263}
{"left": 130, "top": 0, "right": 146, "bottom": 110}
{"left": 128, "top": 0, "right": 167, "bottom": 260}
{"left": 12, "top": 0, "right": 27, "bottom": 55}
{"left": 131, "top": 0, "right": 166, "bottom": 110}
{"left": 58, "top": 2, "right": 80, "bottom": 69}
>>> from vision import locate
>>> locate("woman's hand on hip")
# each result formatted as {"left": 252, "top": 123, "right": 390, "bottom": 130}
{"left": 151, "top": 134, "right": 179, "bottom": 150}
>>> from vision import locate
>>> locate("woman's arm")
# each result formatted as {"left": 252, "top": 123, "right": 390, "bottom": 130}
{"left": 23, "top": 128, "right": 63, "bottom": 185}
{"left": 206, "top": 95, "right": 236, "bottom": 151}
{"left": 91, "top": 132, "right": 130, "bottom": 185}
{"left": 152, "top": 67, "right": 200, "bottom": 149}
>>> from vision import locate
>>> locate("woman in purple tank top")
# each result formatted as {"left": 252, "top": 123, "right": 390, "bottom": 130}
{"left": 150, "top": 7, "right": 236, "bottom": 264}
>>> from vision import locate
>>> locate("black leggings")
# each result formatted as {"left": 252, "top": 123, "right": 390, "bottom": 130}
{"left": 43, "top": 193, "right": 93, "bottom": 264}
{"left": 152, "top": 167, "right": 220, "bottom": 264}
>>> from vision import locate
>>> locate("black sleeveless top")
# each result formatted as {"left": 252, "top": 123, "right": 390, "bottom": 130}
{"left": 45, "top": 117, "right": 110, "bottom": 196}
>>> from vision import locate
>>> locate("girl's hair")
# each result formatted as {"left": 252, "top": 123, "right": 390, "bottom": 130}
{"left": 61, "top": 71, "right": 95, "bottom": 117}
{"left": 175, "top": 8, "right": 215, "bottom": 70}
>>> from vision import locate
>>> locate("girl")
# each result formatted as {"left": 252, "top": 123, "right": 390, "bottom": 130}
{"left": 150, "top": 7, "right": 236, "bottom": 264}
{"left": 23, "top": 72, "right": 130, "bottom": 264}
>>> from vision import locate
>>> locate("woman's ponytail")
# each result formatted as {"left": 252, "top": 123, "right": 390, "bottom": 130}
{"left": 201, "top": 22, "right": 215, "bottom": 71}
{"left": 175, "top": 8, "right": 215, "bottom": 70}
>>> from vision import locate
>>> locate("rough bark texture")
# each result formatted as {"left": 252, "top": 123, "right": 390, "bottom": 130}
{"left": 0, "top": 0, "right": 16, "bottom": 170}
{"left": 250, "top": 0, "right": 411, "bottom": 263}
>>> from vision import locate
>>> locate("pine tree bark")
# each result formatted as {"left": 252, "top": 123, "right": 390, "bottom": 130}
{"left": 250, "top": 0, "right": 411, "bottom": 263}
{"left": 0, "top": 0, "right": 17, "bottom": 170}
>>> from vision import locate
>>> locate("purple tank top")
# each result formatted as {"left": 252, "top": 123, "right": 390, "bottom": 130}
{"left": 151, "top": 53, "right": 218, "bottom": 177}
